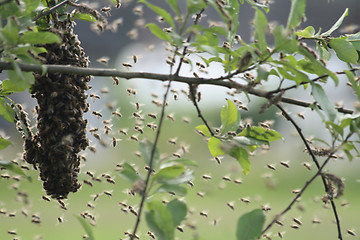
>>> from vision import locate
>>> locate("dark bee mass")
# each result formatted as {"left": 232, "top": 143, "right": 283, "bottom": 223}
{"left": 21, "top": 16, "right": 90, "bottom": 199}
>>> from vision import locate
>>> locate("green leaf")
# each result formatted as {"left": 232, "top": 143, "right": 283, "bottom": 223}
{"left": 76, "top": 216, "right": 95, "bottom": 240}
{"left": 0, "top": 160, "right": 32, "bottom": 182}
{"left": 119, "top": 163, "right": 140, "bottom": 183}
{"left": 286, "top": 0, "right": 306, "bottom": 30}
{"left": 167, "top": 199, "right": 187, "bottom": 227}
{"left": 160, "top": 170, "right": 194, "bottom": 185}
{"left": 20, "top": 31, "right": 61, "bottom": 44}
{"left": 23, "top": 0, "right": 41, "bottom": 15}
{"left": 238, "top": 126, "right": 283, "bottom": 142}
{"left": 273, "top": 25, "right": 298, "bottom": 53}
{"left": 0, "top": 137, "right": 12, "bottom": 150}
{"left": 155, "top": 184, "right": 187, "bottom": 196}
{"left": 2, "top": 70, "right": 34, "bottom": 93}
{"left": 145, "top": 23, "right": 172, "bottom": 42}
{"left": 139, "top": 139, "right": 160, "bottom": 167}
{"left": 221, "top": 99, "right": 240, "bottom": 133}
{"left": 0, "top": 98, "right": 15, "bottom": 122}
{"left": 154, "top": 165, "right": 185, "bottom": 182}
{"left": 232, "top": 136, "right": 269, "bottom": 147}
{"left": 166, "top": 0, "right": 181, "bottom": 16}
{"left": 187, "top": 0, "right": 206, "bottom": 15}
{"left": 229, "top": 146, "right": 250, "bottom": 175}
{"left": 311, "top": 83, "right": 337, "bottom": 122}
{"left": 254, "top": 8, "right": 268, "bottom": 53}
{"left": 146, "top": 200, "right": 174, "bottom": 240}
{"left": 322, "top": 8, "right": 348, "bottom": 37}
{"left": 344, "top": 70, "right": 360, "bottom": 100}
{"left": 162, "top": 158, "right": 198, "bottom": 167}
{"left": 236, "top": 209, "right": 265, "bottom": 240}
{"left": 195, "top": 125, "right": 212, "bottom": 137}
{"left": 139, "top": 0, "right": 175, "bottom": 29}
{"left": 346, "top": 32, "right": 360, "bottom": 51}
{"left": 73, "top": 13, "right": 97, "bottom": 23}
{"left": 296, "top": 26, "right": 315, "bottom": 38}
{"left": 317, "top": 42, "right": 331, "bottom": 61}
{"left": 208, "top": 137, "right": 226, "bottom": 157}
{"left": 329, "top": 38, "right": 359, "bottom": 64}
{"left": 1, "top": 17, "right": 19, "bottom": 44}
{"left": 246, "top": 0, "right": 269, "bottom": 12}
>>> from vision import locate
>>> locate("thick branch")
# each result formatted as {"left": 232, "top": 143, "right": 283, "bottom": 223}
{"left": 0, "top": 62, "right": 354, "bottom": 114}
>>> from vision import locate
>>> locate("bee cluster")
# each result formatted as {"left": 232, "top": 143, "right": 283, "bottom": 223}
{"left": 22, "top": 18, "right": 90, "bottom": 199}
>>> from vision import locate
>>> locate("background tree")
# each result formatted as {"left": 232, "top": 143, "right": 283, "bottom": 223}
{"left": 0, "top": 0, "right": 359, "bottom": 240}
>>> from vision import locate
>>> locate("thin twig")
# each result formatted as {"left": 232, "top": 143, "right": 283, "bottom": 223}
{"left": 0, "top": 62, "right": 354, "bottom": 115}
{"left": 32, "top": 0, "right": 70, "bottom": 21}
{"left": 273, "top": 104, "right": 343, "bottom": 240}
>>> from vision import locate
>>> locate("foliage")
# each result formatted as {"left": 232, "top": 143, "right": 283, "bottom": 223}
{"left": 0, "top": 0, "right": 359, "bottom": 240}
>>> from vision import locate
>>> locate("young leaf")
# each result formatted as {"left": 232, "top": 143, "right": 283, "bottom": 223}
{"left": 139, "top": 139, "right": 160, "bottom": 167}
{"left": 145, "top": 23, "right": 172, "bottom": 42}
{"left": 208, "top": 137, "right": 226, "bottom": 157}
{"left": 254, "top": 8, "right": 268, "bottom": 53}
{"left": 232, "top": 136, "right": 268, "bottom": 147}
{"left": 321, "top": 8, "right": 348, "bottom": 37}
{"left": 273, "top": 25, "right": 298, "bottom": 53}
{"left": 146, "top": 200, "right": 175, "bottom": 240}
{"left": 166, "top": 0, "right": 181, "bottom": 17}
{"left": 236, "top": 209, "right": 265, "bottom": 240}
{"left": 195, "top": 125, "right": 212, "bottom": 137}
{"left": 286, "top": 0, "right": 306, "bottom": 30}
{"left": 296, "top": 26, "right": 315, "bottom": 38}
{"left": 329, "top": 38, "right": 359, "bottom": 64}
{"left": 76, "top": 216, "right": 95, "bottom": 240}
{"left": 153, "top": 164, "right": 185, "bottom": 182}
{"left": 0, "top": 137, "right": 12, "bottom": 150}
{"left": 229, "top": 146, "right": 250, "bottom": 175}
{"left": 238, "top": 126, "right": 283, "bottom": 142}
{"left": 20, "top": 31, "right": 61, "bottom": 44}
{"left": 167, "top": 199, "right": 187, "bottom": 227}
{"left": 0, "top": 98, "right": 15, "bottom": 122}
{"left": 0, "top": 160, "right": 32, "bottom": 182}
{"left": 119, "top": 162, "right": 140, "bottom": 183}
{"left": 344, "top": 70, "right": 360, "bottom": 100}
{"left": 73, "top": 13, "right": 97, "bottom": 23}
{"left": 221, "top": 99, "right": 240, "bottom": 133}
{"left": 139, "top": 0, "right": 175, "bottom": 29}
{"left": 311, "top": 83, "right": 337, "bottom": 122}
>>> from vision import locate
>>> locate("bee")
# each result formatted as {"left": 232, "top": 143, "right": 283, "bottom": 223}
{"left": 58, "top": 200, "right": 66, "bottom": 209}
{"left": 260, "top": 122, "right": 270, "bottom": 129}
{"left": 134, "top": 126, "right": 144, "bottom": 134}
{"left": 88, "top": 146, "right": 97, "bottom": 153}
{"left": 303, "top": 162, "right": 311, "bottom": 170}
{"left": 262, "top": 204, "right": 271, "bottom": 211}
{"left": 89, "top": 127, "right": 98, "bottom": 133}
{"left": 7, "top": 230, "right": 17, "bottom": 235}
{"left": 97, "top": 56, "right": 110, "bottom": 65}
{"left": 278, "top": 231, "right": 285, "bottom": 238}
{"left": 263, "top": 234, "right": 271, "bottom": 240}
{"left": 240, "top": 197, "right": 250, "bottom": 204}
{"left": 112, "top": 137, "right": 117, "bottom": 147}
{"left": 106, "top": 178, "right": 116, "bottom": 184}
{"left": 130, "top": 135, "right": 138, "bottom": 142}
{"left": 280, "top": 161, "right": 290, "bottom": 168}
{"left": 132, "top": 111, "right": 142, "bottom": 119}
{"left": 297, "top": 112, "right": 305, "bottom": 119}
{"left": 119, "top": 129, "right": 128, "bottom": 135}
{"left": 92, "top": 193, "right": 100, "bottom": 201}
{"left": 42, "top": 196, "right": 51, "bottom": 202}
{"left": 215, "top": 156, "right": 222, "bottom": 164}
{"left": 126, "top": 88, "right": 136, "bottom": 96}
{"left": 12, "top": 175, "right": 20, "bottom": 181}
{"left": 312, "top": 218, "right": 321, "bottom": 224}
{"left": 87, "top": 202, "right": 95, "bottom": 209}
{"left": 200, "top": 211, "right": 208, "bottom": 217}
{"left": 103, "top": 191, "right": 113, "bottom": 197}
{"left": 267, "top": 164, "right": 276, "bottom": 170}
{"left": 8, "top": 212, "right": 16, "bottom": 217}
{"left": 1, "top": 173, "right": 10, "bottom": 179}
{"left": 92, "top": 177, "right": 102, "bottom": 182}
{"left": 222, "top": 176, "right": 231, "bottom": 181}
{"left": 57, "top": 217, "right": 63, "bottom": 223}
{"left": 197, "top": 192, "right": 205, "bottom": 198}
{"left": 86, "top": 171, "right": 94, "bottom": 177}
{"left": 148, "top": 231, "right": 155, "bottom": 239}
{"left": 341, "top": 201, "right": 349, "bottom": 207}
{"left": 100, "top": 87, "right": 109, "bottom": 94}
{"left": 290, "top": 224, "right": 299, "bottom": 229}
{"left": 83, "top": 180, "right": 93, "bottom": 187}
{"left": 275, "top": 220, "right": 283, "bottom": 226}
{"left": 112, "top": 76, "right": 119, "bottom": 85}
{"left": 227, "top": 131, "right": 236, "bottom": 136}
{"left": 187, "top": 181, "right": 194, "bottom": 187}
{"left": 122, "top": 62, "right": 132, "bottom": 68}
{"left": 168, "top": 138, "right": 177, "bottom": 145}
{"left": 133, "top": 5, "right": 143, "bottom": 16}
{"left": 193, "top": 72, "right": 199, "bottom": 78}
{"left": 172, "top": 152, "right": 181, "bottom": 158}
{"left": 292, "top": 189, "right": 300, "bottom": 194}
{"left": 92, "top": 111, "right": 102, "bottom": 118}
{"left": 293, "top": 218, "right": 302, "bottom": 225}
{"left": 152, "top": 99, "right": 162, "bottom": 107}
{"left": 127, "top": 28, "right": 139, "bottom": 40}
{"left": 146, "top": 123, "right": 157, "bottom": 130}
{"left": 119, "top": 201, "right": 127, "bottom": 207}
{"left": 21, "top": 209, "right": 28, "bottom": 217}
{"left": 163, "top": 27, "right": 172, "bottom": 33}
{"left": 129, "top": 206, "right": 138, "bottom": 216}
{"left": 31, "top": 217, "right": 41, "bottom": 224}
{"left": 226, "top": 202, "right": 235, "bottom": 210}
{"left": 239, "top": 105, "right": 249, "bottom": 111}
{"left": 101, "top": 7, "right": 111, "bottom": 16}
{"left": 20, "top": 165, "right": 30, "bottom": 170}
{"left": 147, "top": 113, "right": 157, "bottom": 119}
{"left": 202, "top": 174, "right": 212, "bottom": 180}
{"left": 104, "top": 125, "right": 112, "bottom": 134}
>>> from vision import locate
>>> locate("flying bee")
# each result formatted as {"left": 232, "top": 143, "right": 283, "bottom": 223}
{"left": 168, "top": 138, "right": 177, "bottom": 145}
{"left": 222, "top": 176, "right": 231, "bottom": 181}
{"left": 129, "top": 206, "right": 138, "bottom": 216}
{"left": 7, "top": 230, "right": 17, "bottom": 235}
{"left": 148, "top": 231, "right": 155, "bottom": 239}
{"left": 83, "top": 180, "right": 93, "bottom": 187}
{"left": 134, "top": 126, "right": 144, "bottom": 134}
{"left": 112, "top": 137, "right": 118, "bottom": 147}
{"left": 112, "top": 111, "right": 122, "bottom": 118}
{"left": 42, "top": 196, "right": 51, "bottom": 202}
{"left": 126, "top": 88, "right": 136, "bottom": 96}
{"left": 20, "top": 165, "right": 30, "bottom": 170}
{"left": 89, "top": 127, "right": 98, "bottom": 133}
{"left": 215, "top": 156, "right": 222, "bottom": 164}
{"left": 92, "top": 111, "right": 102, "bottom": 118}
{"left": 278, "top": 231, "right": 285, "bottom": 238}
{"left": 119, "top": 129, "right": 128, "bottom": 135}
{"left": 8, "top": 212, "right": 16, "bottom": 217}
{"left": 88, "top": 146, "right": 97, "bottom": 153}
{"left": 290, "top": 224, "right": 299, "bottom": 229}
{"left": 93, "top": 133, "right": 101, "bottom": 140}
{"left": 152, "top": 99, "right": 162, "bottom": 107}
{"left": 200, "top": 211, "right": 208, "bottom": 217}
{"left": 130, "top": 135, "right": 138, "bottom": 142}
{"left": 267, "top": 164, "right": 276, "bottom": 170}
{"left": 193, "top": 72, "right": 199, "bottom": 78}
{"left": 106, "top": 178, "right": 116, "bottom": 184}
{"left": 292, "top": 189, "right": 300, "bottom": 194}
{"left": 146, "top": 123, "right": 157, "bottom": 130}
{"left": 240, "top": 197, "right": 250, "bottom": 204}
{"left": 97, "top": 56, "right": 110, "bottom": 65}
{"left": 112, "top": 76, "right": 119, "bottom": 85}
{"left": 297, "top": 112, "right": 305, "bottom": 119}
{"left": 87, "top": 202, "right": 95, "bottom": 209}
{"left": 280, "top": 161, "right": 290, "bottom": 168}
{"left": 101, "top": 6, "right": 111, "bottom": 16}
{"left": 263, "top": 234, "right": 271, "bottom": 240}
{"left": 262, "top": 204, "right": 271, "bottom": 211}
{"left": 133, "top": 5, "right": 143, "bottom": 16}
{"left": 104, "top": 125, "right": 112, "bottom": 134}
{"left": 132, "top": 111, "right": 142, "bottom": 119}
{"left": 100, "top": 87, "right": 109, "bottom": 94}
{"left": 293, "top": 218, "right": 303, "bottom": 225}
{"left": 188, "top": 181, "right": 194, "bottom": 187}
{"left": 57, "top": 216, "right": 64, "bottom": 223}
{"left": 21, "top": 209, "right": 28, "bottom": 217}
{"left": 147, "top": 113, "right": 157, "bottom": 119}
{"left": 226, "top": 202, "right": 235, "bottom": 210}
{"left": 197, "top": 192, "right": 205, "bottom": 198}
{"left": 303, "top": 162, "right": 311, "bottom": 170}
{"left": 172, "top": 152, "right": 181, "bottom": 158}
{"left": 103, "top": 190, "right": 113, "bottom": 197}
{"left": 86, "top": 171, "right": 94, "bottom": 178}
{"left": 176, "top": 226, "right": 184, "bottom": 232}
{"left": 312, "top": 218, "right": 321, "bottom": 224}
{"left": 202, "top": 174, "right": 212, "bottom": 180}
{"left": 122, "top": 62, "right": 132, "bottom": 68}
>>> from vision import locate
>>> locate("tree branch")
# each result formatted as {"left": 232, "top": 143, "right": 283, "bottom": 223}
{"left": 0, "top": 62, "right": 354, "bottom": 114}
{"left": 32, "top": 0, "right": 70, "bottom": 21}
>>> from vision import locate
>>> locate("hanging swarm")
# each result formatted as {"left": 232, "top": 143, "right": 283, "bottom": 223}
{"left": 23, "top": 17, "right": 90, "bottom": 199}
